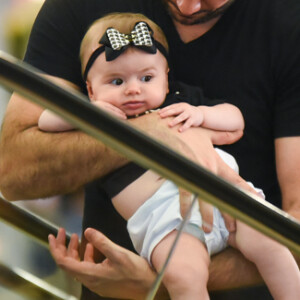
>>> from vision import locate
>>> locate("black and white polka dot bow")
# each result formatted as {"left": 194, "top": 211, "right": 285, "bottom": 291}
{"left": 99, "top": 21, "right": 157, "bottom": 61}
{"left": 83, "top": 21, "right": 169, "bottom": 80}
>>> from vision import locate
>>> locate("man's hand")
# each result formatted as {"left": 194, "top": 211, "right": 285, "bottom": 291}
{"left": 49, "top": 228, "right": 265, "bottom": 298}
{"left": 49, "top": 228, "right": 169, "bottom": 300}
{"left": 172, "top": 126, "right": 260, "bottom": 233}
{"left": 178, "top": 188, "right": 193, "bottom": 218}
{"left": 130, "top": 113, "right": 258, "bottom": 233}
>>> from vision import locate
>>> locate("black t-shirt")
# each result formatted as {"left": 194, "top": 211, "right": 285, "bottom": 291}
{"left": 24, "top": 0, "right": 300, "bottom": 299}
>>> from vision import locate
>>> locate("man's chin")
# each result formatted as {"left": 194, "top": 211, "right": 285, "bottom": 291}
{"left": 171, "top": 13, "right": 220, "bottom": 26}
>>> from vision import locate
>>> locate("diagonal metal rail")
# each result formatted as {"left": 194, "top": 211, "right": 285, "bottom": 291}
{"left": 0, "top": 261, "right": 78, "bottom": 300}
{"left": 0, "top": 51, "right": 300, "bottom": 256}
{"left": 0, "top": 196, "right": 71, "bottom": 247}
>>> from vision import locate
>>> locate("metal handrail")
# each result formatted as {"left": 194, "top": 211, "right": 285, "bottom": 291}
{"left": 0, "top": 196, "right": 71, "bottom": 247}
{"left": 0, "top": 261, "right": 78, "bottom": 300}
{"left": 0, "top": 51, "right": 300, "bottom": 255}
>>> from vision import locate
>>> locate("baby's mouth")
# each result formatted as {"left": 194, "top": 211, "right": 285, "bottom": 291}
{"left": 123, "top": 101, "right": 145, "bottom": 110}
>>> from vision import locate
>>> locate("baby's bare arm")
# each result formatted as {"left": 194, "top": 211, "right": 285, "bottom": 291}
{"left": 159, "top": 102, "right": 244, "bottom": 133}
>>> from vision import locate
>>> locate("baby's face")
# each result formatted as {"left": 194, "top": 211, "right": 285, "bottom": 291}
{"left": 86, "top": 48, "right": 169, "bottom": 117}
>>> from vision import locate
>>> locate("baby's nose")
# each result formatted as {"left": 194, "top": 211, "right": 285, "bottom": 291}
{"left": 125, "top": 81, "right": 141, "bottom": 95}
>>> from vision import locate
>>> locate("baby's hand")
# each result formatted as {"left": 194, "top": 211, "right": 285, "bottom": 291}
{"left": 93, "top": 101, "right": 127, "bottom": 120}
{"left": 159, "top": 103, "right": 204, "bottom": 132}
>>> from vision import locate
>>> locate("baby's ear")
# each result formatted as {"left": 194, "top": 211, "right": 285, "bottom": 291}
{"left": 86, "top": 81, "right": 94, "bottom": 100}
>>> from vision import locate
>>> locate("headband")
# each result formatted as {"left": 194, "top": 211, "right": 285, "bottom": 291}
{"left": 83, "top": 21, "right": 168, "bottom": 81}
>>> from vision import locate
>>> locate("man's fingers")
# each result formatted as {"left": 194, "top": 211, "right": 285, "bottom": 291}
{"left": 48, "top": 234, "right": 58, "bottom": 252}
{"left": 179, "top": 188, "right": 192, "bottom": 217}
{"left": 84, "top": 228, "right": 124, "bottom": 262}
{"left": 56, "top": 227, "right": 66, "bottom": 244}
{"left": 48, "top": 231, "right": 71, "bottom": 267}
{"left": 219, "top": 163, "right": 258, "bottom": 195}
{"left": 67, "top": 233, "right": 80, "bottom": 260}
{"left": 199, "top": 200, "right": 214, "bottom": 233}
{"left": 222, "top": 212, "right": 236, "bottom": 232}
{"left": 215, "top": 155, "right": 252, "bottom": 192}
{"left": 84, "top": 243, "right": 95, "bottom": 262}
{"left": 59, "top": 257, "right": 96, "bottom": 278}
{"left": 48, "top": 228, "right": 67, "bottom": 259}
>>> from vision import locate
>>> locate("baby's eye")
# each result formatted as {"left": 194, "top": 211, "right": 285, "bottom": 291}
{"left": 111, "top": 78, "right": 123, "bottom": 85}
{"left": 141, "top": 75, "right": 152, "bottom": 82}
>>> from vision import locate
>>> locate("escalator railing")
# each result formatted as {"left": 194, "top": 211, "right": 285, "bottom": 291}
{"left": 0, "top": 51, "right": 300, "bottom": 299}
{"left": 0, "top": 261, "right": 78, "bottom": 300}
{"left": 0, "top": 195, "right": 76, "bottom": 299}
{"left": 0, "top": 51, "right": 299, "bottom": 252}
{"left": 0, "top": 196, "right": 71, "bottom": 247}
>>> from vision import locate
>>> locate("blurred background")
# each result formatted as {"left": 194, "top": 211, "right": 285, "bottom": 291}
{"left": 0, "top": 0, "right": 12, "bottom": 125}
{"left": 0, "top": 1, "right": 83, "bottom": 299}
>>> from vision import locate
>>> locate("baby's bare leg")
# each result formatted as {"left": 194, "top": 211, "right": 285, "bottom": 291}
{"left": 151, "top": 230, "right": 210, "bottom": 300}
{"left": 229, "top": 221, "right": 300, "bottom": 299}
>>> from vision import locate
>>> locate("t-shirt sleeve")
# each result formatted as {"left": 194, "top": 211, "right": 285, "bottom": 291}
{"left": 24, "top": 0, "right": 86, "bottom": 90}
{"left": 273, "top": 4, "right": 300, "bottom": 138}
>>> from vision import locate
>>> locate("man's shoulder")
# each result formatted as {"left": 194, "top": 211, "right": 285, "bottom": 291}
{"left": 43, "top": 0, "right": 158, "bottom": 18}
{"left": 237, "top": 0, "right": 300, "bottom": 22}
{"left": 66, "top": 0, "right": 158, "bottom": 12}
{"left": 233, "top": 0, "right": 300, "bottom": 41}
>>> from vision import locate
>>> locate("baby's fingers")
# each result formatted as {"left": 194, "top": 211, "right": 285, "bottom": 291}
{"left": 94, "top": 102, "right": 127, "bottom": 119}
{"left": 168, "top": 112, "right": 190, "bottom": 128}
{"left": 178, "top": 118, "right": 195, "bottom": 132}
{"left": 159, "top": 104, "right": 184, "bottom": 118}
{"left": 106, "top": 105, "right": 127, "bottom": 120}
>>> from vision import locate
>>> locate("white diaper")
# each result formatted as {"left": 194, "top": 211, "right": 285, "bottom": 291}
{"left": 127, "top": 180, "right": 203, "bottom": 262}
{"left": 127, "top": 148, "right": 264, "bottom": 263}
{"left": 127, "top": 180, "right": 231, "bottom": 262}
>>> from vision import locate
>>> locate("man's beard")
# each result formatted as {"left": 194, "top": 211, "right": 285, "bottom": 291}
{"left": 163, "top": 0, "right": 236, "bottom": 25}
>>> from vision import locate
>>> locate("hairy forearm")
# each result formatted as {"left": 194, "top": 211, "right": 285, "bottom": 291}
{"left": 0, "top": 108, "right": 195, "bottom": 201}
{"left": 0, "top": 122, "right": 127, "bottom": 200}
{"left": 208, "top": 247, "right": 262, "bottom": 291}
{"left": 129, "top": 112, "right": 205, "bottom": 162}
{"left": 142, "top": 247, "right": 262, "bottom": 299}
{"left": 0, "top": 105, "right": 241, "bottom": 201}
{"left": 0, "top": 109, "right": 192, "bottom": 200}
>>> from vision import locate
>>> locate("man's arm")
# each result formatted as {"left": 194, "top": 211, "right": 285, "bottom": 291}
{"left": 0, "top": 85, "right": 246, "bottom": 201}
{"left": 275, "top": 136, "right": 300, "bottom": 220}
{"left": 208, "top": 247, "right": 262, "bottom": 291}
{"left": 0, "top": 76, "right": 128, "bottom": 200}
{"left": 275, "top": 137, "right": 300, "bottom": 265}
